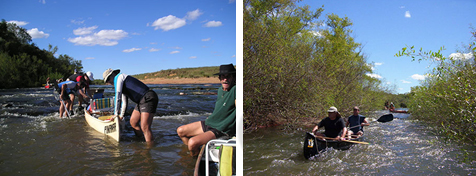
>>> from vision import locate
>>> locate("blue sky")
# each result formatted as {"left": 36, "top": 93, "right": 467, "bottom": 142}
{"left": 1, "top": 0, "right": 236, "bottom": 80}
{"left": 299, "top": 0, "right": 476, "bottom": 94}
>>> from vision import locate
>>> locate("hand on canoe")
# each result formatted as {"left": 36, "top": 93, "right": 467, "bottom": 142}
{"left": 106, "top": 115, "right": 122, "bottom": 121}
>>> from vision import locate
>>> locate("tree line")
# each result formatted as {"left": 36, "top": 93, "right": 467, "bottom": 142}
{"left": 243, "top": 0, "right": 391, "bottom": 130}
{"left": 0, "top": 20, "right": 82, "bottom": 89}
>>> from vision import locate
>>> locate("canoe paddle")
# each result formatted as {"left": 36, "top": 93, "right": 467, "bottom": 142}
{"left": 316, "top": 136, "right": 369, "bottom": 145}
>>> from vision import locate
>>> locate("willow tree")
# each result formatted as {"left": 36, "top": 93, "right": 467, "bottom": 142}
{"left": 395, "top": 28, "right": 476, "bottom": 143}
{"left": 244, "top": 1, "right": 376, "bottom": 129}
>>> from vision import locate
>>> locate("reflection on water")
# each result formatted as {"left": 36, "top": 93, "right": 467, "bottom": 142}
{"left": 0, "top": 84, "right": 219, "bottom": 175}
{"left": 244, "top": 111, "right": 476, "bottom": 175}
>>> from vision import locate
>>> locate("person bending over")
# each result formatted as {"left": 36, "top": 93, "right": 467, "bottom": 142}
{"left": 103, "top": 68, "right": 159, "bottom": 143}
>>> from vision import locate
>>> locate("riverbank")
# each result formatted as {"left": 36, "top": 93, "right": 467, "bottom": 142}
{"left": 139, "top": 77, "right": 220, "bottom": 84}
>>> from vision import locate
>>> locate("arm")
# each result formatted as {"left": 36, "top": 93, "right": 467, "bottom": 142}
{"left": 114, "top": 74, "right": 125, "bottom": 117}
{"left": 312, "top": 125, "right": 319, "bottom": 134}
{"left": 119, "top": 94, "right": 127, "bottom": 118}
{"left": 361, "top": 118, "right": 369, "bottom": 126}
{"left": 338, "top": 118, "right": 347, "bottom": 140}
{"left": 78, "top": 88, "right": 89, "bottom": 100}
{"left": 340, "top": 127, "right": 347, "bottom": 140}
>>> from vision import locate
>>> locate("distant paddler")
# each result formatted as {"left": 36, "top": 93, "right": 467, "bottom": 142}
{"left": 103, "top": 68, "right": 159, "bottom": 144}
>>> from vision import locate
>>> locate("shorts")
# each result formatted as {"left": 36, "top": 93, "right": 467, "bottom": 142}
{"left": 61, "top": 89, "right": 75, "bottom": 101}
{"left": 134, "top": 90, "right": 159, "bottom": 113}
{"left": 201, "top": 121, "right": 227, "bottom": 138}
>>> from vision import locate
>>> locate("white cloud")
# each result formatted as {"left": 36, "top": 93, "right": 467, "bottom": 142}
{"left": 204, "top": 21, "right": 223, "bottom": 27}
{"left": 185, "top": 9, "right": 203, "bottom": 21}
{"left": 73, "top": 26, "right": 98, "bottom": 35}
{"left": 405, "top": 11, "right": 411, "bottom": 18}
{"left": 39, "top": 0, "right": 45, "bottom": 4}
{"left": 202, "top": 38, "right": 211, "bottom": 41}
{"left": 85, "top": 57, "right": 95, "bottom": 60}
{"left": 189, "top": 56, "right": 197, "bottom": 59}
{"left": 71, "top": 19, "right": 85, "bottom": 25}
{"left": 68, "top": 27, "right": 128, "bottom": 46}
{"left": 170, "top": 46, "right": 182, "bottom": 49}
{"left": 151, "top": 15, "right": 186, "bottom": 31}
{"left": 8, "top": 20, "right": 28, "bottom": 26}
{"left": 150, "top": 9, "right": 207, "bottom": 31}
{"left": 95, "top": 30, "right": 128, "bottom": 40}
{"left": 374, "top": 62, "right": 383, "bottom": 66}
{"left": 401, "top": 80, "right": 411, "bottom": 84}
{"left": 229, "top": 0, "right": 235, "bottom": 3}
{"left": 411, "top": 74, "right": 426, "bottom": 80}
{"left": 149, "top": 48, "right": 161, "bottom": 52}
{"left": 449, "top": 52, "right": 474, "bottom": 60}
{"left": 27, "top": 28, "right": 49, "bottom": 39}
{"left": 366, "top": 73, "right": 382, "bottom": 79}
{"left": 123, "top": 48, "right": 142, "bottom": 53}
{"left": 170, "top": 51, "right": 180, "bottom": 54}
{"left": 231, "top": 55, "right": 236, "bottom": 58}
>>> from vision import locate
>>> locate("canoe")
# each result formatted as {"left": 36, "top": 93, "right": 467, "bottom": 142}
{"left": 84, "top": 109, "right": 123, "bottom": 142}
{"left": 194, "top": 138, "right": 236, "bottom": 176}
{"left": 303, "top": 132, "right": 364, "bottom": 159}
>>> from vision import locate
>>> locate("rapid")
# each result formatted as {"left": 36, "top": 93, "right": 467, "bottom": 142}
{"left": 244, "top": 111, "right": 476, "bottom": 175}
{"left": 0, "top": 84, "right": 220, "bottom": 175}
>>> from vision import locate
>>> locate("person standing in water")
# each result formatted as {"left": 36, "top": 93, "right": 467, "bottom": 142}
{"left": 103, "top": 68, "right": 159, "bottom": 143}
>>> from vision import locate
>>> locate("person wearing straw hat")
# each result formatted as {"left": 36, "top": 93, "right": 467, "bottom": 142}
{"left": 176, "top": 64, "right": 236, "bottom": 156}
{"left": 312, "top": 106, "right": 347, "bottom": 141}
{"left": 103, "top": 68, "right": 159, "bottom": 143}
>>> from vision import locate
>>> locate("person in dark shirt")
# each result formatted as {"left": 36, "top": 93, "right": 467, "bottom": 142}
{"left": 312, "top": 106, "right": 347, "bottom": 141}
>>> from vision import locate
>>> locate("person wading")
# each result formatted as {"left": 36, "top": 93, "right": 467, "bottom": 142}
{"left": 103, "top": 68, "right": 159, "bottom": 144}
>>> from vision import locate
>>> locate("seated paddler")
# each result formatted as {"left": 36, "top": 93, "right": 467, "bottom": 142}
{"left": 312, "top": 106, "right": 347, "bottom": 141}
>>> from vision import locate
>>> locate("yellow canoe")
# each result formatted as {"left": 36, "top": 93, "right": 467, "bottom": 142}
{"left": 84, "top": 109, "right": 123, "bottom": 142}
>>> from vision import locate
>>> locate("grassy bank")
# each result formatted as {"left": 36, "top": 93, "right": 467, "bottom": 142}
{"left": 91, "top": 66, "right": 221, "bottom": 85}
{"left": 133, "top": 66, "right": 219, "bottom": 80}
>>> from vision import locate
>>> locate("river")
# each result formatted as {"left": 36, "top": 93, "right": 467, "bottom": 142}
{"left": 244, "top": 111, "right": 476, "bottom": 175}
{"left": 0, "top": 84, "right": 220, "bottom": 175}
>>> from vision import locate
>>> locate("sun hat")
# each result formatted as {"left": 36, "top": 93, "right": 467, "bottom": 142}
{"left": 214, "top": 64, "right": 236, "bottom": 75}
{"left": 103, "top": 68, "right": 120, "bottom": 83}
{"left": 328, "top": 106, "right": 338, "bottom": 113}
{"left": 86, "top": 71, "right": 94, "bottom": 81}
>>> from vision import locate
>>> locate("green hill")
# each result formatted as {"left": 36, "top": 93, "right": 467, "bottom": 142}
{"left": 133, "top": 66, "right": 220, "bottom": 80}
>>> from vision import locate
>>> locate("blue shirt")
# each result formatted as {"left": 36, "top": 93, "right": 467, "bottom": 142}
{"left": 347, "top": 115, "right": 366, "bottom": 134}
